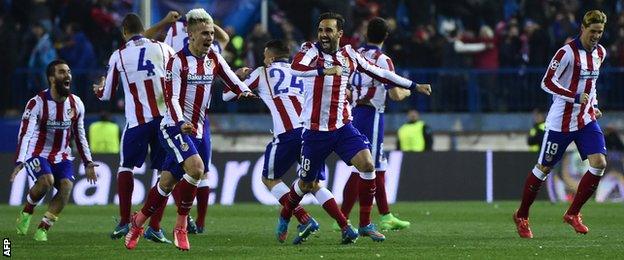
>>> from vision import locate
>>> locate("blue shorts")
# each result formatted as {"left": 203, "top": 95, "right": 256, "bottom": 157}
{"left": 160, "top": 125, "right": 211, "bottom": 180}
{"left": 538, "top": 121, "right": 607, "bottom": 167}
{"left": 352, "top": 105, "right": 386, "bottom": 170}
{"left": 299, "top": 123, "right": 370, "bottom": 182}
{"left": 120, "top": 117, "right": 166, "bottom": 170}
{"left": 263, "top": 127, "right": 303, "bottom": 180}
{"left": 24, "top": 157, "right": 74, "bottom": 182}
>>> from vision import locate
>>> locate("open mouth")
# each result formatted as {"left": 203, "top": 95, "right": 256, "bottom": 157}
{"left": 63, "top": 80, "right": 71, "bottom": 88}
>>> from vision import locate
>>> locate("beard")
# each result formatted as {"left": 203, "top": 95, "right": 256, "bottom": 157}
{"left": 54, "top": 78, "right": 71, "bottom": 97}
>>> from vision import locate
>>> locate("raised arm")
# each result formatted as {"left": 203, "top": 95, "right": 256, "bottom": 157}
{"left": 95, "top": 51, "right": 120, "bottom": 100}
{"left": 144, "top": 11, "right": 180, "bottom": 40}
{"left": 214, "top": 24, "right": 230, "bottom": 51}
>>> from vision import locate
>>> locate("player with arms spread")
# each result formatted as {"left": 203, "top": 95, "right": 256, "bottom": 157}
{"left": 338, "top": 17, "right": 414, "bottom": 231}
{"left": 93, "top": 13, "right": 175, "bottom": 243}
{"left": 12, "top": 60, "right": 97, "bottom": 242}
{"left": 513, "top": 10, "right": 608, "bottom": 238}
{"left": 280, "top": 12, "right": 431, "bottom": 244}
{"left": 123, "top": 8, "right": 254, "bottom": 251}
{"left": 223, "top": 39, "right": 318, "bottom": 244}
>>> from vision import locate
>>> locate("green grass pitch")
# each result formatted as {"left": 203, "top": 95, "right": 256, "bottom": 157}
{"left": 1, "top": 201, "right": 623, "bottom": 259}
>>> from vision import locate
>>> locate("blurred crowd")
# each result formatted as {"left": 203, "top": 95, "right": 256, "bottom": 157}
{"left": 2, "top": 0, "right": 624, "bottom": 115}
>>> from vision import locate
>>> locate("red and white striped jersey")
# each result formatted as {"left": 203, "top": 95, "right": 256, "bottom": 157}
{"left": 541, "top": 38, "right": 606, "bottom": 132}
{"left": 97, "top": 36, "right": 175, "bottom": 128}
{"left": 164, "top": 20, "right": 222, "bottom": 53}
{"left": 291, "top": 42, "right": 413, "bottom": 131}
{"left": 15, "top": 90, "right": 92, "bottom": 165}
{"left": 223, "top": 61, "right": 304, "bottom": 136}
{"left": 163, "top": 46, "right": 251, "bottom": 138}
{"left": 350, "top": 45, "right": 396, "bottom": 113}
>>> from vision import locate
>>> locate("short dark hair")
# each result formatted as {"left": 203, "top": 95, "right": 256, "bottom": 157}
{"left": 265, "top": 39, "right": 290, "bottom": 59}
{"left": 367, "top": 17, "right": 389, "bottom": 44}
{"left": 318, "top": 12, "right": 345, "bottom": 31}
{"left": 46, "top": 59, "right": 68, "bottom": 85}
{"left": 122, "top": 13, "right": 144, "bottom": 34}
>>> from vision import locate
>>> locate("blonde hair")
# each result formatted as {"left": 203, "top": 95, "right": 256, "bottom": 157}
{"left": 582, "top": 10, "right": 607, "bottom": 27}
{"left": 186, "top": 8, "right": 213, "bottom": 29}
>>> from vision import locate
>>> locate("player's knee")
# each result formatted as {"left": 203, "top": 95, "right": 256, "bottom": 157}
{"left": 185, "top": 160, "right": 204, "bottom": 179}
{"left": 262, "top": 177, "right": 280, "bottom": 189}
{"left": 38, "top": 175, "right": 55, "bottom": 189}
{"left": 536, "top": 164, "right": 552, "bottom": 174}
{"left": 589, "top": 158, "right": 607, "bottom": 170}
{"left": 158, "top": 171, "right": 176, "bottom": 192}
{"left": 359, "top": 161, "right": 375, "bottom": 173}
{"left": 57, "top": 179, "right": 73, "bottom": 198}
{"left": 299, "top": 180, "right": 314, "bottom": 193}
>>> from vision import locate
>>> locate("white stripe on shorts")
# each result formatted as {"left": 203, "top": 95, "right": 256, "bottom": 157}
{"left": 267, "top": 138, "right": 279, "bottom": 179}
{"left": 160, "top": 127, "right": 183, "bottom": 162}
{"left": 536, "top": 128, "right": 550, "bottom": 165}
{"left": 371, "top": 111, "right": 380, "bottom": 166}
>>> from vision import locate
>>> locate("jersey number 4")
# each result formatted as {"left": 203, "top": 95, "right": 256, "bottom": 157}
{"left": 269, "top": 68, "right": 303, "bottom": 95}
{"left": 138, "top": 47, "right": 156, "bottom": 76}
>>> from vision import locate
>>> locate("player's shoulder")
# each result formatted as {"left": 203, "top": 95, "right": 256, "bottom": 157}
{"left": 597, "top": 43, "right": 607, "bottom": 55}
{"left": 377, "top": 52, "right": 391, "bottom": 62}
{"left": 552, "top": 43, "right": 573, "bottom": 59}
{"left": 254, "top": 65, "right": 266, "bottom": 72}
{"left": 25, "top": 93, "right": 44, "bottom": 108}
{"left": 299, "top": 41, "right": 318, "bottom": 53}
{"left": 69, "top": 94, "right": 85, "bottom": 105}
{"left": 341, "top": 44, "right": 359, "bottom": 56}
{"left": 341, "top": 44, "right": 355, "bottom": 51}
{"left": 169, "top": 49, "right": 187, "bottom": 63}
{"left": 155, "top": 40, "right": 175, "bottom": 52}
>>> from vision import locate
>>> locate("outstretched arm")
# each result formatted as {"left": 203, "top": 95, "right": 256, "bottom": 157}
{"left": 348, "top": 46, "right": 431, "bottom": 95}
{"left": 223, "top": 67, "right": 260, "bottom": 101}
{"left": 144, "top": 11, "right": 181, "bottom": 40}
{"left": 94, "top": 51, "right": 120, "bottom": 100}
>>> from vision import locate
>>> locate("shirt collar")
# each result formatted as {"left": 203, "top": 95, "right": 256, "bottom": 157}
{"left": 183, "top": 45, "right": 209, "bottom": 59}
{"left": 360, "top": 43, "right": 380, "bottom": 50}
{"left": 126, "top": 35, "right": 144, "bottom": 44}
{"left": 574, "top": 37, "right": 596, "bottom": 52}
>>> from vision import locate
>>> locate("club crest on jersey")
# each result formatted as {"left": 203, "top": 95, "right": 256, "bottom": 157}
{"left": 203, "top": 59, "right": 213, "bottom": 71}
{"left": 66, "top": 108, "right": 75, "bottom": 118}
{"left": 22, "top": 109, "right": 31, "bottom": 120}
{"left": 549, "top": 60, "right": 559, "bottom": 70}
{"left": 180, "top": 143, "right": 189, "bottom": 152}
{"left": 165, "top": 70, "right": 172, "bottom": 81}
